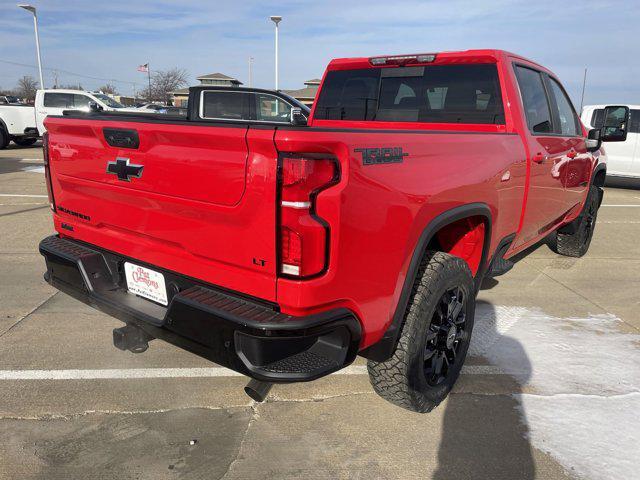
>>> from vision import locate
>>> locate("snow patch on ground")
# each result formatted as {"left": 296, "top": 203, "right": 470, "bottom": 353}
{"left": 21, "top": 165, "right": 45, "bottom": 174}
{"left": 473, "top": 304, "right": 639, "bottom": 395}
{"left": 471, "top": 304, "right": 640, "bottom": 480}
{"left": 520, "top": 393, "right": 640, "bottom": 480}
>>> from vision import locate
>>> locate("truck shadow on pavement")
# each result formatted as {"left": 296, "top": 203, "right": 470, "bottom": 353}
{"left": 434, "top": 301, "right": 535, "bottom": 480}
{"left": 0, "top": 156, "right": 44, "bottom": 175}
{"left": 605, "top": 176, "right": 640, "bottom": 190}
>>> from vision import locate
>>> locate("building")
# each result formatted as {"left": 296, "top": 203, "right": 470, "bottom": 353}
{"left": 171, "top": 73, "right": 243, "bottom": 107}
{"left": 170, "top": 74, "right": 321, "bottom": 108}
{"left": 196, "top": 73, "right": 243, "bottom": 87}
{"left": 282, "top": 79, "right": 321, "bottom": 106}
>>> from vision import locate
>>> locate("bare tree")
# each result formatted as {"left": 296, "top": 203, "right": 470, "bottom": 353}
{"left": 16, "top": 75, "right": 38, "bottom": 102}
{"left": 98, "top": 83, "right": 118, "bottom": 95}
{"left": 143, "top": 68, "right": 188, "bottom": 104}
{"left": 57, "top": 83, "right": 84, "bottom": 90}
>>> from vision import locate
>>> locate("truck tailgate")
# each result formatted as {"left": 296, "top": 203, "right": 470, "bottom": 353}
{"left": 45, "top": 117, "right": 278, "bottom": 301}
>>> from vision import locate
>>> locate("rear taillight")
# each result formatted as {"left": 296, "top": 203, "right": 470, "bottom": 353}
{"left": 278, "top": 154, "right": 338, "bottom": 277}
{"left": 42, "top": 132, "right": 55, "bottom": 212}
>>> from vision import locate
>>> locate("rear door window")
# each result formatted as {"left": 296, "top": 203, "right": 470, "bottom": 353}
{"left": 43, "top": 93, "right": 74, "bottom": 108}
{"left": 514, "top": 66, "right": 553, "bottom": 134}
{"left": 201, "top": 91, "right": 249, "bottom": 120}
{"left": 314, "top": 64, "right": 504, "bottom": 124}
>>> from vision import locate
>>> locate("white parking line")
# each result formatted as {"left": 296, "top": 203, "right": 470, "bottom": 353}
{"left": 600, "top": 204, "right": 640, "bottom": 207}
{"left": 0, "top": 365, "right": 501, "bottom": 380}
{"left": 600, "top": 221, "right": 640, "bottom": 224}
{"left": 0, "top": 194, "right": 48, "bottom": 198}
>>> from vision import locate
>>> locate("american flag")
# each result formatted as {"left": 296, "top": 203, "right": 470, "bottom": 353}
{"left": 137, "top": 63, "right": 149, "bottom": 73}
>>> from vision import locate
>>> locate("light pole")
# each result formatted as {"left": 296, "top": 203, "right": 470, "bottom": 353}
{"left": 269, "top": 16, "right": 282, "bottom": 90}
{"left": 18, "top": 4, "right": 44, "bottom": 89}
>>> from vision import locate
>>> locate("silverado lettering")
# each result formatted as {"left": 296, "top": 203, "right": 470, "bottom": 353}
{"left": 57, "top": 205, "right": 90, "bottom": 221}
{"left": 39, "top": 50, "right": 605, "bottom": 412}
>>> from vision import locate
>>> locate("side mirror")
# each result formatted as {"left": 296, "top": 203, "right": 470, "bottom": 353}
{"left": 601, "top": 105, "right": 629, "bottom": 142}
{"left": 585, "top": 128, "right": 601, "bottom": 152}
{"left": 290, "top": 107, "right": 308, "bottom": 126}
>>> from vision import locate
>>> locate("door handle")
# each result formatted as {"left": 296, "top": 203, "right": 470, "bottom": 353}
{"left": 532, "top": 152, "right": 547, "bottom": 163}
{"left": 567, "top": 149, "right": 577, "bottom": 159}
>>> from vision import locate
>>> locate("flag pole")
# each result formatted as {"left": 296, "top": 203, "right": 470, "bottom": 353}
{"left": 147, "top": 63, "right": 151, "bottom": 101}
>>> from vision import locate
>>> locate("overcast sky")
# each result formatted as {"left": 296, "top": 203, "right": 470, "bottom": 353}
{"left": 1, "top": 0, "right": 638, "bottom": 107}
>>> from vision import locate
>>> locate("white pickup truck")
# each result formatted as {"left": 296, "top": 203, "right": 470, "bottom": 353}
{"left": 0, "top": 89, "right": 155, "bottom": 149}
{"left": 0, "top": 103, "right": 39, "bottom": 148}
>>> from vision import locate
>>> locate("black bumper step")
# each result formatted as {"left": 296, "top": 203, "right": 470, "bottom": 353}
{"left": 39, "top": 235, "right": 361, "bottom": 382}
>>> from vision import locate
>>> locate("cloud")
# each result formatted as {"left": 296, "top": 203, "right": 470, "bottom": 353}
{"left": 0, "top": 0, "right": 638, "bottom": 105}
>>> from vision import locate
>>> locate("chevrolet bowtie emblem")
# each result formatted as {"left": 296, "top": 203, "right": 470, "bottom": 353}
{"left": 106, "top": 158, "right": 144, "bottom": 182}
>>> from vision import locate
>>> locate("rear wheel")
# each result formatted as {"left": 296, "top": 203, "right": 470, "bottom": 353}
{"left": 555, "top": 184, "right": 600, "bottom": 257}
{"left": 13, "top": 137, "right": 37, "bottom": 147}
{"left": 367, "top": 251, "right": 475, "bottom": 413}
{"left": 0, "top": 128, "right": 8, "bottom": 150}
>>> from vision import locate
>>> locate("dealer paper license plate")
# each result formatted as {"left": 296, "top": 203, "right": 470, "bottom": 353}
{"left": 124, "top": 262, "right": 168, "bottom": 306}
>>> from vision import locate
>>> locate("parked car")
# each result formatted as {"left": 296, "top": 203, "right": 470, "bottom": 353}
{"left": 161, "top": 106, "right": 188, "bottom": 116}
{"left": 581, "top": 104, "right": 640, "bottom": 178}
{"left": 0, "top": 95, "right": 23, "bottom": 105}
{"left": 136, "top": 103, "right": 167, "bottom": 112}
{"left": 38, "top": 50, "right": 605, "bottom": 412}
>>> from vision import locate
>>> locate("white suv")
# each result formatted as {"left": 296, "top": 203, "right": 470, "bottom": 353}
{"left": 581, "top": 104, "right": 640, "bottom": 179}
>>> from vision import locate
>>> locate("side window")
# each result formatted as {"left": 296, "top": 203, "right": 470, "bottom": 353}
{"left": 514, "top": 66, "right": 552, "bottom": 133}
{"left": 73, "top": 95, "right": 92, "bottom": 109}
{"left": 254, "top": 94, "right": 292, "bottom": 123}
{"left": 548, "top": 78, "right": 579, "bottom": 136}
{"left": 201, "top": 91, "right": 247, "bottom": 120}
{"left": 629, "top": 109, "right": 640, "bottom": 134}
{"left": 591, "top": 109, "right": 605, "bottom": 129}
{"left": 43, "top": 93, "right": 74, "bottom": 108}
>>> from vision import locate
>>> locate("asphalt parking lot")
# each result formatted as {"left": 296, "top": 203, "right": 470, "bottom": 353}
{"left": 0, "top": 143, "right": 638, "bottom": 480}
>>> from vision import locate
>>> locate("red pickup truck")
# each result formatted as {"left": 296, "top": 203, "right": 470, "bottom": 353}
{"left": 39, "top": 49, "right": 606, "bottom": 412}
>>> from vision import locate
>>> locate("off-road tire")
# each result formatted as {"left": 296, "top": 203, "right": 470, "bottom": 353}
{"left": 555, "top": 184, "right": 600, "bottom": 258}
{"left": 13, "top": 137, "right": 37, "bottom": 147}
{"left": 0, "top": 128, "right": 8, "bottom": 150}
{"left": 367, "top": 251, "right": 475, "bottom": 413}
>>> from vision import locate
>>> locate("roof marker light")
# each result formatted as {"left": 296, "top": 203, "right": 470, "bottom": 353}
{"left": 369, "top": 54, "right": 437, "bottom": 66}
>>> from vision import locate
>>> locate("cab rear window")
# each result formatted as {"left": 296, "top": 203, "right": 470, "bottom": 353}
{"left": 314, "top": 64, "right": 504, "bottom": 124}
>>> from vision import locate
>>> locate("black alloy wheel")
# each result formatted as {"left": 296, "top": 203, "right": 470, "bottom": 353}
{"left": 424, "top": 286, "right": 467, "bottom": 386}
